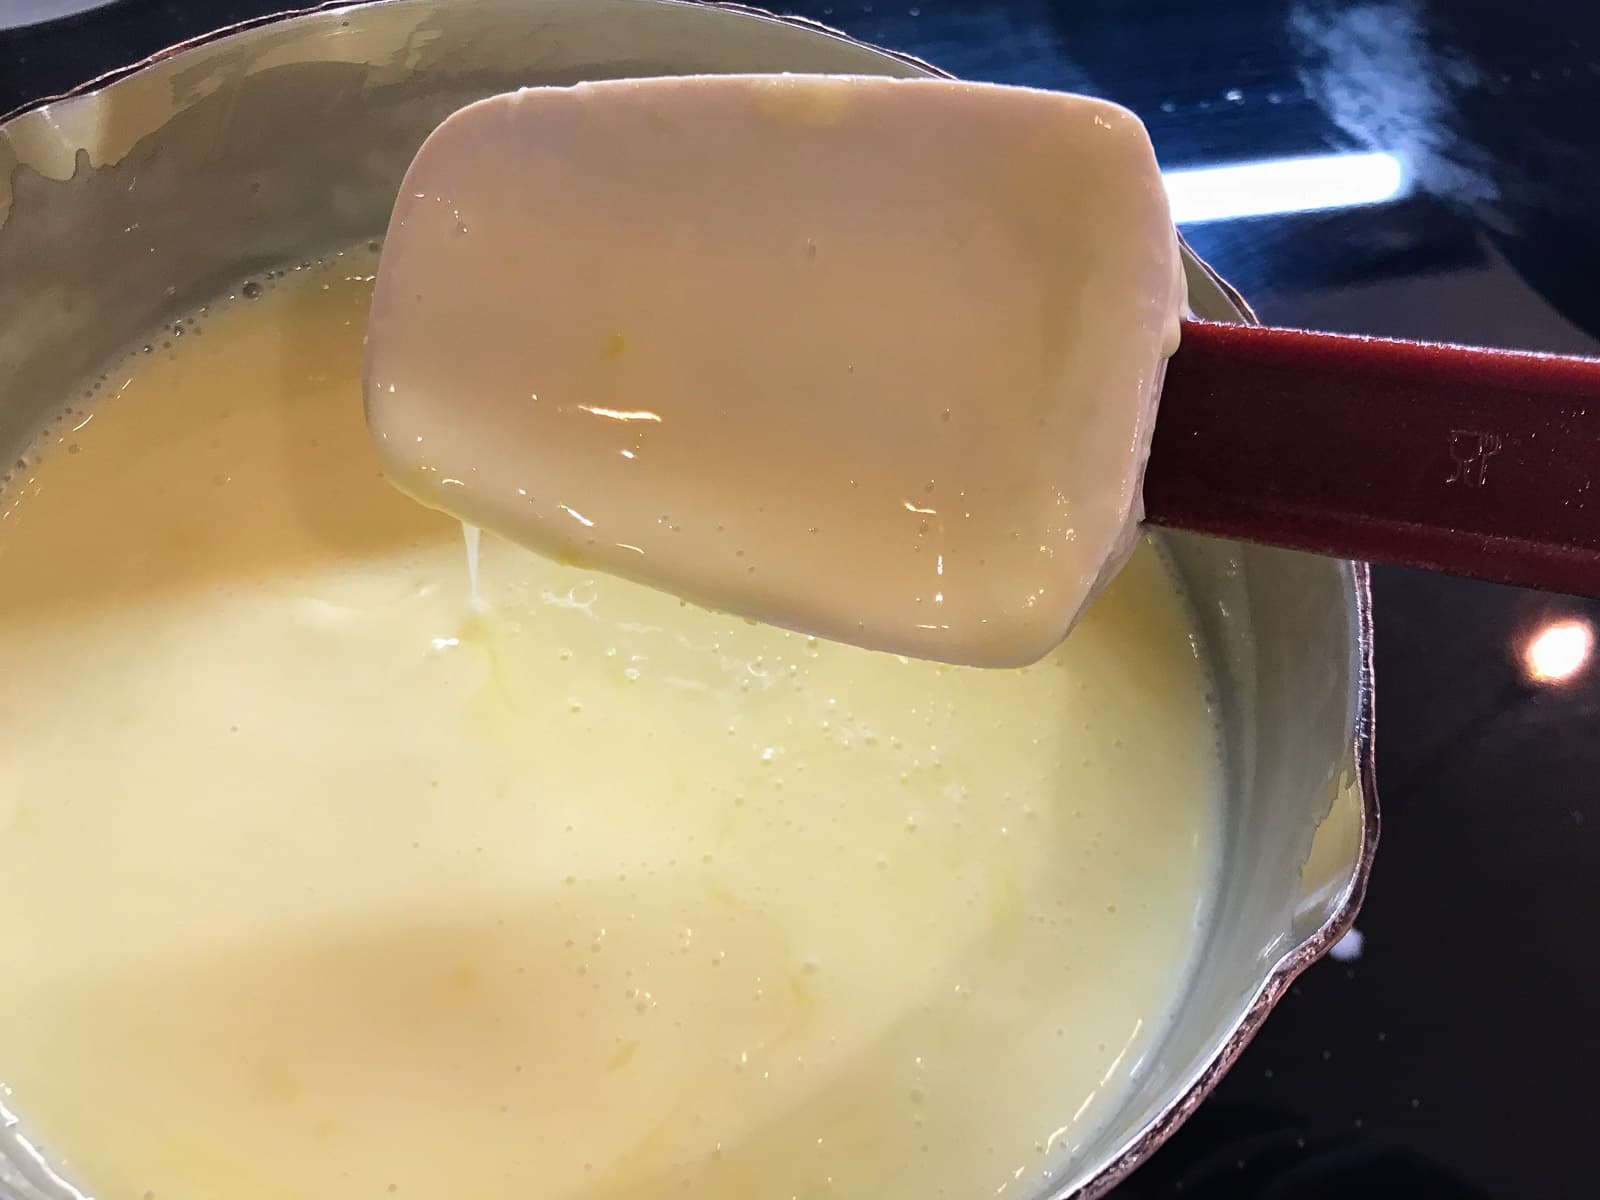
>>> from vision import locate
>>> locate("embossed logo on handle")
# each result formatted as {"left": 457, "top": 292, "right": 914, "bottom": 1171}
{"left": 1446, "top": 430, "right": 1502, "bottom": 486}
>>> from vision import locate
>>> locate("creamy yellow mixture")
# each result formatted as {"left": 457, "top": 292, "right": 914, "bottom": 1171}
{"left": 366, "top": 76, "right": 1185, "bottom": 669}
{"left": 0, "top": 254, "right": 1217, "bottom": 1200}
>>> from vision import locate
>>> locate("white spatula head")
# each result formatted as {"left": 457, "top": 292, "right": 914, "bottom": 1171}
{"left": 364, "top": 75, "right": 1184, "bottom": 666}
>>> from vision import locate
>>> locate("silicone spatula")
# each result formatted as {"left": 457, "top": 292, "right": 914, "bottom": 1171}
{"left": 366, "top": 73, "right": 1600, "bottom": 668}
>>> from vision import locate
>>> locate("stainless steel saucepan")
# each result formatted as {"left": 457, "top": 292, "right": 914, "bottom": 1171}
{"left": 0, "top": 2, "right": 1376, "bottom": 1197}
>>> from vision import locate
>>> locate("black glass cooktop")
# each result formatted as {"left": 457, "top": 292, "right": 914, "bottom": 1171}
{"left": 3, "top": 3, "right": 1596, "bottom": 1198}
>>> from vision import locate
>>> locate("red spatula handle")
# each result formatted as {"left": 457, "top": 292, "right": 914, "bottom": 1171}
{"left": 1144, "top": 319, "right": 1600, "bottom": 597}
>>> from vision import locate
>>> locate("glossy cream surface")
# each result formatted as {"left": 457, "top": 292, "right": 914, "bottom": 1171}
{"left": 0, "top": 257, "right": 1215, "bottom": 1200}
{"left": 365, "top": 75, "right": 1185, "bottom": 668}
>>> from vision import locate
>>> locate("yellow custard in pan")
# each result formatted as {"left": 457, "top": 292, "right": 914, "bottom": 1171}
{"left": 0, "top": 252, "right": 1219, "bottom": 1200}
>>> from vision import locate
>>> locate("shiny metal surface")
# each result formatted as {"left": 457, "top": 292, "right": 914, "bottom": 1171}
{"left": 0, "top": 3, "right": 1376, "bottom": 1198}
